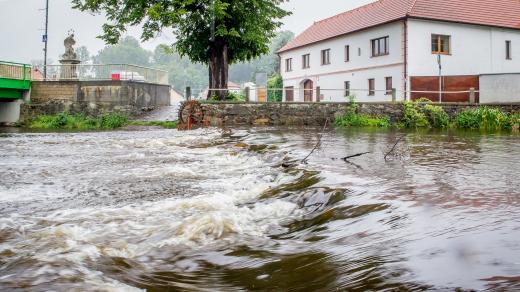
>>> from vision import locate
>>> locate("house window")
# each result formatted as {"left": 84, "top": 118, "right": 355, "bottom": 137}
{"left": 432, "top": 34, "right": 451, "bottom": 54}
{"left": 285, "top": 58, "right": 292, "bottom": 72}
{"left": 371, "top": 36, "right": 389, "bottom": 57}
{"left": 285, "top": 86, "right": 294, "bottom": 102}
{"left": 358, "top": 48, "right": 361, "bottom": 56}
{"left": 321, "top": 49, "right": 331, "bottom": 65}
{"left": 302, "top": 54, "right": 310, "bottom": 69}
{"left": 368, "top": 79, "right": 375, "bottom": 96}
{"left": 344, "top": 81, "right": 350, "bottom": 97}
{"left": 385, "top": 77, "right": 392, "bottom": 95}
{"left": 506, "top": 40, "right": 512, "bottom": 60}
{"left": 345, "top": 45, "right": 350, "bottom": 62}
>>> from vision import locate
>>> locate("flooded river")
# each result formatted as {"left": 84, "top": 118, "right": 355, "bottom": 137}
{"left": 0, "top": 127, "right": 519, "bottom": 291}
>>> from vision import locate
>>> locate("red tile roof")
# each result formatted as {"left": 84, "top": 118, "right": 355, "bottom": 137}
{"left": 279, "top": 0, "right": 520, "bottom": 53}
{"left": 31, "top": 68, "right": 44, "bottom": 80}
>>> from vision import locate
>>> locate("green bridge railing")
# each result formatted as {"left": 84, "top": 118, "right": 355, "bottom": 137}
{"left": 0, "top": 61, "right": 32, "bottom": 99}
{"left": 0, "top": 61, "right": 31, "bottom": 82}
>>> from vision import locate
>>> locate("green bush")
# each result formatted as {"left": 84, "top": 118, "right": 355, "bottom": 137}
{"left": 29, "top": 113, "right": 68, "bottom": 129}
{"left": 227, "top": 91, "right": 246, "bottom": 102}
{"left": 335, "top": 114, "right": 390, "bottom": 128}
{"left": 101, "top": 113, "right": 128, "bottom": 129}
{"left": 453, "top": 110, "right": 480, "bottom": 129}
{"left": 510, "top": 112, "right": 520, "bottom": 131}
{"left": 129, "top": 120, "right": 178, "bottom": 128}
{"left": 402, "top": 102, "right": 429, "bottom": 128}
{"left": 28, "top": 112, "right": 129, "bottom": 130}
{"left": 424, "top": 104, "right": 449, "bottom": 128}
{"left": 415, "top": 97, "right": 434, "bottom": 104}
{"left": 208, "top": 92, "right": 246, "bottom": 101}
{"left": 454, "top": 107, "right": 510, "bottom": 131}
{"left": 345, "top": 95, "right": 358, "bottom": 114}
{"left": 335, "top": 96, "right": 390, "bottom": 128}
{"left": 29, "top": 113, "right": 98, "bottom": 130}
{"left": 401, "top": 100, "right": 448, "bottom": 128}
{"left": 267, "top": 74, "right": 283, "bottom": 102}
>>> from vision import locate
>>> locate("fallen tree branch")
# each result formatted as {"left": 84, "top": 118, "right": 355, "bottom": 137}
{"left": 301, "top": 118, "right": 329, "bottom": 164}
{"left": 341, "top": 152, "right": 371, "bottom": 161}
{"left": 384, "top": 135, "right": 407, "bottom": 161}
{"left": 343, "top": 160, "right": 363, "bottom": 169}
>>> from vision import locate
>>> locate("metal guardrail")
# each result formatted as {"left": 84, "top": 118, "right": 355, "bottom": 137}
{"left": 186, "top": 86, "right": 480, "bottom": 103}
{"left": 0, "top": 61, "right": 31, "bottom": 81}
{"left": 34, "top": 64, "right": 169, "bottom": 85}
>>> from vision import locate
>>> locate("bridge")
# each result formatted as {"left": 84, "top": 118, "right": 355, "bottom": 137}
{"left": 0, "top": 62, "right": 172, "bottom": 125}
{"left": 0, "top": 61, "right": 31, "bottom": 124}
{"left": 0, "top": 61, "right": 31, "bottom": 99}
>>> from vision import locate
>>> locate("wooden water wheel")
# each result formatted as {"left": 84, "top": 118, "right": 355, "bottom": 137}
{"left": 178, "top": 100, "right": 206, "bottom": 130}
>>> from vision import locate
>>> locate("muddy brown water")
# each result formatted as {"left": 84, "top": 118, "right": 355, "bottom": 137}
{"left": 0, "top": 127, "right": 519, "bottom": 291}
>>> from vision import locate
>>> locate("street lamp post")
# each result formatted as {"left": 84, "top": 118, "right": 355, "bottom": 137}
{"left": 43, "top": 0, "right": 49, "bottom": 79}
{"left": 437, "top": 54, "right": 442, "bottom": 103}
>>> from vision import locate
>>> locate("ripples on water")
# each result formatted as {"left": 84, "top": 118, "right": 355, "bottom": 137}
{"left": 0, "top": 127, "right": 519, "bottom": 291}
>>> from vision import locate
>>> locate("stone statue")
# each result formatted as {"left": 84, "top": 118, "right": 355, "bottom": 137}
{"left": 62, "top": 33, "right": 78, "bottom": 60}
{"left": 59, "top": 31, "right": 81, "bottom": 80}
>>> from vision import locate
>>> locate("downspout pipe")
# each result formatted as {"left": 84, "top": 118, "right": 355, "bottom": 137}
{"left": 403, "top": 18, "right": 408, "bottom": 101}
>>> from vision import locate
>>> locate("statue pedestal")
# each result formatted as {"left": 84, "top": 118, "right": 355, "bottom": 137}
{"left": 59, "top": 59, "right": 81, "bottom": 80}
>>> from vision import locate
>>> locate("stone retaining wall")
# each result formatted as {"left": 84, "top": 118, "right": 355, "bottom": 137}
{"left": 21, "top": 80, "right": 170, "bottom": 121}
{"left": 201, "top": 102, "right": 520, "bottom": 126}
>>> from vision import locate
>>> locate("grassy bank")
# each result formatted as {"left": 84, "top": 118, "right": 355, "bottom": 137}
{"left": 26, "top": 112, "right": 128, "bottom": 130}
{"left": 128, "top": 120, "right": 178, "bottom": 129}
{"left": 336, "top": 97, "right": 519, "bottom": 132}
{"left": 23, "top": 112, "right": 177, "bottom": 130}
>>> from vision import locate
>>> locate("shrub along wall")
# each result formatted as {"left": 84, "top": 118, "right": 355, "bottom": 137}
{"left": 200, "top": 102, "right": 520, "bottom": 127}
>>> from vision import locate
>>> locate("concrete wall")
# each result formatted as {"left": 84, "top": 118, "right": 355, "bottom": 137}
{"left": 201, "top": 102, "right": 520, "bottom": 126}
{"left": 279, "top": 21, "right": 405, "bottom": 102}
{"left": 480, "top": 74, "right": 520, "bottom": 103}
{"left": 0, "top": 89, "right": 30, "bottom": 125}
{"left": 20, "top": 80, "right": 170, "bottom": 121}
{"left": 0, "top": 100, "right": 23, "bottom": 125}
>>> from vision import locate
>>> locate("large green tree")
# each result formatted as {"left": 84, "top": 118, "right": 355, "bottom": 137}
{"left": 229, "top": 30, "right": 294, "bottom": 83}
{"left": 94, "top": 36, "right": 151, "bottom": 66}
{"left": 76, "top": 46, "right": 92, "bottom": 64}
{"left": 153, "top": 45, "right": 208, "bottom": 91}
{"left": 72, "top": 0, "right": 290, "bottom": 99}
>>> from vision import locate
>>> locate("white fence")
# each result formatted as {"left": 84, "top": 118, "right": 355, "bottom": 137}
{"left": 0, "top": 61, "right": 31, "bottom": 80}
{"left": 186, "top": 86, "right": 479, "bottom": 103}
{"left": 34, "top": 64, "right": 169, "bottom": 85}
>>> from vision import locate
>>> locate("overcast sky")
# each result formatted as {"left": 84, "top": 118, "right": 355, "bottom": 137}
{"left": 0, "top": 0, "right": 375, "bottom": 64}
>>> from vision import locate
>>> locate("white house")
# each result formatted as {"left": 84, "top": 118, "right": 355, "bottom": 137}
{"left": 199, "top": 81, "right": 242, "bottom": 99}
{"left": 278, "top": 0, "right": 520, "bottom": 103}
{"left": 242, "top": 82, "right": 258, "bottom": 102}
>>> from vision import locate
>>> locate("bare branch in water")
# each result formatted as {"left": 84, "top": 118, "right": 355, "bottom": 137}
{"left": 342, "top": 152, "right": 371, "bottom": 161}
{"left": 384, "top": 135, "right": 407, "bottom": 161}
{"left": 301, "top": 118, "right": 330, "bottom": 164}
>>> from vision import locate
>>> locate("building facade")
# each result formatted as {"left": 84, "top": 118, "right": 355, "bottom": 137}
{"left": 278, "top": 0, "right": 520, "bottom": 103}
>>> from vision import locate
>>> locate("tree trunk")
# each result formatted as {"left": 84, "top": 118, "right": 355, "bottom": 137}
{"left": 208, "top": 40, "right": 229, "bottom": 100}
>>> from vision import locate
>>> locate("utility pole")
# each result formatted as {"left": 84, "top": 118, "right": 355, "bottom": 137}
{"left": 43, "top": 0, "right": 49, "bottom": 79}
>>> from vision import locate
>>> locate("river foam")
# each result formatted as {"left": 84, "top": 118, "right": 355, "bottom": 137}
{"left": 0, "top": 128, "right": 303, "bottom": 289}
